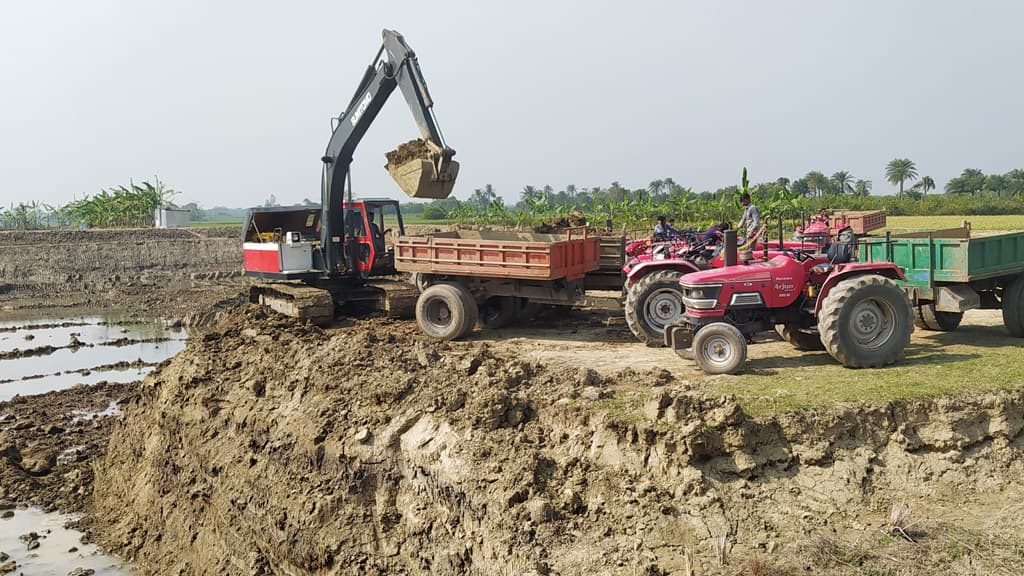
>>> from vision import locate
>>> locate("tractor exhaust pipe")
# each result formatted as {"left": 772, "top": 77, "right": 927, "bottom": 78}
{"left": 724, "top": 229, "right": 738, "bottom": 266}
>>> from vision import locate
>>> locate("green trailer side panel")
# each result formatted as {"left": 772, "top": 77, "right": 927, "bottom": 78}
{"left": 967, "top": 233, "right": 1024, "bottom": 279}
{"left": 862, "top": 230, "right": 1024, "bottom": 289}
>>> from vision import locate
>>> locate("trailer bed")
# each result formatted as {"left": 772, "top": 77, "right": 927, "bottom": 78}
{"left": 862, "top": 227, "right": 1024, "bottom": 284}
{"left": 395, "top": 229, "right": 601, "bottom": 281}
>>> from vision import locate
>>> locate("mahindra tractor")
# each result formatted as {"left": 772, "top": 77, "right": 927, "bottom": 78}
{"left": 663, "top": 238, "right": 914, "bottom": 374}
{"left": 622, "top": 227, "right": 826, "bottom": 346}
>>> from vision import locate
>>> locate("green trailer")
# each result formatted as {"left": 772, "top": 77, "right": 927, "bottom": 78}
{"left": 860, "top": 223, "right": 1024, "bottom": 334}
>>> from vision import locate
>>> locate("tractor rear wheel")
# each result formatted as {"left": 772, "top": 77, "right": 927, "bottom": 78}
{"left": 1002, "top": 275, "right": 1024, "bottom": 337}
{"left": 416, "top": 283, "right": 478, "bottom": 340}
{"left": 625, "top": 270, "right": 686, "bottom": 347}
{"left": 818, "top": 274, "right": 913, "bottom": 368}
{"left": 775, "top": 324, "right": 826, "bottom": 351}
{"left": 914, "top": 303, "right": 963, "bottom": 331}
{"left": 692, "top": 322, "right": 747, "bottom": 375}
{"left": 480, "top": 296, "right": 517, "bottom": 329}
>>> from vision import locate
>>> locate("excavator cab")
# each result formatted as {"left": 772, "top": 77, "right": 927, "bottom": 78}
{"left": 342, "top": 198, "right": 405, "bottom": 275}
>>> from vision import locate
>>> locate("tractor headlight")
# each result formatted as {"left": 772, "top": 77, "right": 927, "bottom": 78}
{"left": 681, "top": 283, "right": 722, "bottom": 309}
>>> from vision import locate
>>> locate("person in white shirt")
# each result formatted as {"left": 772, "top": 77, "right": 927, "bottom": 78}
{"left": 737, "top": 193, "right": 760, "bottom": 242}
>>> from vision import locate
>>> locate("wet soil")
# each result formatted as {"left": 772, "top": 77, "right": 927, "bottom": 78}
{"left": 0, "top": 381, "right": 135, "bottom": 514}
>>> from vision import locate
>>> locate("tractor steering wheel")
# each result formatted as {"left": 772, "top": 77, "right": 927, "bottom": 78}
{"left": 782, "top": 247, "right": 811, "bottom": 262}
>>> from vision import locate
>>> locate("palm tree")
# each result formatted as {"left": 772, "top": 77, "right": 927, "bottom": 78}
{"left": 647, "top": 179, "right": 665, "bottom": 198}
{"left": 830, "top": 171, "right": 855, "bottom": 195}
{"left": 911, "top": 175, "right": 935, "bottom": 196}
{"left": 885, "top": 158, "right": 918, "bottom": 198}
{"left": 520, "top": 185, "right": 540, "bottom": 203}
{"left": 854, "top": 179, "right": 872, "bottom": 197}
{"left": 805, "top": 171, "right": 830, "bottom": 198}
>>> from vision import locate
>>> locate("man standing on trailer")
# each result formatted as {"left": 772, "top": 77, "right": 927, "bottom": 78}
{"left": 737, "top": 192, "right": 760, "bottom": 242}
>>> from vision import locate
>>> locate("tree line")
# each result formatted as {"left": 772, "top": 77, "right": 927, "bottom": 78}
{"left": 400, "top": 159, "right": 1024, "bottom": 228}
{"left": 5, "top": 159, "right": 1024, "bottom": 230}
{"left": 1, "top": 178, "right": 178, "bottom": 230}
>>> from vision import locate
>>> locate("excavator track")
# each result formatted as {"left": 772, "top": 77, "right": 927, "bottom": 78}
{"left": 250, "top": 283, "right": 334, "bottom": 325}
{"left": 374, "top": 279, "right": 418, "bottom": 319}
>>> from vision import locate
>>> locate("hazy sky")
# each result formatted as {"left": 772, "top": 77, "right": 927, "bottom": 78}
{"left": 3, "top": 1, "right": 1023, "bottom": 208}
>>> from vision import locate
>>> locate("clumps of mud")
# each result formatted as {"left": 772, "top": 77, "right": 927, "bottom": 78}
{"left": 88, "top": 304, "right": 1024, "bottom": 575}
{"left": 385, "top": 139, "right": 435, "bottom": 168}
{"left": 533, "top": 210, "right": 589, "bottom": 233}
{"left": 0, "top": 382, "right": 135, "bottom": 513}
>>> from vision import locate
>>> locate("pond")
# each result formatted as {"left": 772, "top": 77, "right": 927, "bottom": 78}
{"left": 0, "top": 313, "right": 188, "bottom": 574}
{"left": 0, "top": 315, "right": 187, "bottom": 402}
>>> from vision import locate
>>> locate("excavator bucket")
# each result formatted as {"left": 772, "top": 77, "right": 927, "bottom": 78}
{"left": 388, "top": 158, "right": 460, "bottom": 199}
{"left": 385, "top": 139, "right": 459, "bottom": 199}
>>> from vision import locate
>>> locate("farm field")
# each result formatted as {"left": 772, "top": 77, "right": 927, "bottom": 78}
{"left": 885, "top": 214, "right": 1024, "bottom": 231}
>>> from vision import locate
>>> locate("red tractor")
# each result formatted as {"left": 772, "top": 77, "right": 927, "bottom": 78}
{"left": 664, "top": 240, "right": 914, "bottom": 374}
{"left": 622, "top": 228, "right": 824, "bottom": 346}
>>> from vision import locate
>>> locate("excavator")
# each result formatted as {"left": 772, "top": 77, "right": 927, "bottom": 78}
{"left": 242, "top": 29, "right": 459, "bottom": 324}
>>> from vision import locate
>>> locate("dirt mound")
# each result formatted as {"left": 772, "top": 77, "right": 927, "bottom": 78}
{"left": 385, "top": 139, "right": 434, "bottom": 168}
{"left": 533, "top": 210, "right": 589, "bottom": 233}
{"left": 88, "top": 304, "right": 1024, "bottom": 575}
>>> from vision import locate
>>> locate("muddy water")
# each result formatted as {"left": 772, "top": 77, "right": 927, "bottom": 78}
{"left": 0, "top": 507, "right": 133, "bottom": 575}
{"left": 0, "top": 315, "right": 187, "bottom": 401}
{"left": 0, "top": 315, "right": 187, "bottom": 573}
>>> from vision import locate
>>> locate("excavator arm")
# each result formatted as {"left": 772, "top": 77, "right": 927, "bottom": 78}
{"left": 321, "top": 29, "right": 458, "bottom": 274}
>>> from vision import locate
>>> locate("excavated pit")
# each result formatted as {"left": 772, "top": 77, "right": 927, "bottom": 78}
{"left": 87, "top": 304, "right": 1024, "bottom": 575}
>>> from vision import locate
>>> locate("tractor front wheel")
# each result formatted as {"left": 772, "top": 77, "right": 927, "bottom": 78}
{"left": 818, "top": 274, "right": 913, "bottom": 368}
{"left": 692, "top": 322, "right": 747, "bottom": 375}
{"left": 625, "top": 270, "right": 686, "bottom": 347}
{"left": 415, "top": 283, "right": 478, "bottom": 341}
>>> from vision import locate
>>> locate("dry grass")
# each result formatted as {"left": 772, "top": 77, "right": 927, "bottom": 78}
{"left": 884, "top": 214, "right": 1024, "bottom": 232}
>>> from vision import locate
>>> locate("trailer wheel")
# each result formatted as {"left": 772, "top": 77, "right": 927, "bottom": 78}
{"left": 1002, "top": 275, "right": 1024, "bottom": 337}
{"left": 416, "top": 283, "right": 478, "bottom": 340}
{"left": 692, "top": 322, "right": 747, "bottom": 375}
{"left": 914, "top": 303, "right": 963, "bottom": 332}
{"left": 818, "top": 274, "right": 913, "bottom": 368}
{"left": 480, "top": 296, "right": 517, "bottom": 329}
{"left": 775, "top": 324, "right": 826, "bottom": 351}
{"left": 625, "top": 270, "right": 686, "bottom": 347}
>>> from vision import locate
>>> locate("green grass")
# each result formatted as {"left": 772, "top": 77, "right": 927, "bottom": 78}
{"left": 713, "top": 318, "right": 1024, "bottom": 416}
{"left": 885, "top": 214, "right": 1024, "bottom": 231}
{"left": 190, "top": 219, "right": 243, "bottom": 228}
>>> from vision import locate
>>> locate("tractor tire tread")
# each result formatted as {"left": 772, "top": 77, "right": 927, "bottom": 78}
{"left": 915, "top": 303, "right": 963, "bottom": 332}
{"left": 818, "top": 274, "right": 913, "bottom": 369}
{"left": 1002, "top": 275, "right": 1024, "bottom": 337}
{"left": 624, "top": 270, "right": 686, "bottom": 347}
